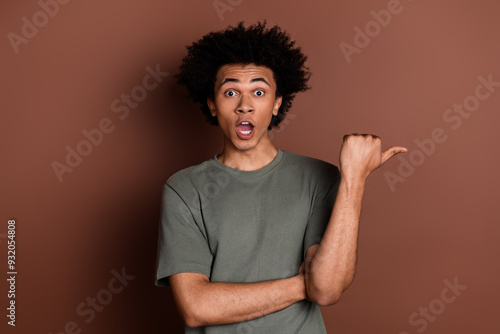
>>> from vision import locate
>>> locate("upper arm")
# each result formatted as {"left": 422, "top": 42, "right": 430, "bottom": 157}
{"left": 155, "top": 183, "right": 213, "bottom": 287}
{"left": 169, "top": 272, "right": 210, "bottom": 327}
{"left": 303, "top": 165, "right": 340, "bottom": 259}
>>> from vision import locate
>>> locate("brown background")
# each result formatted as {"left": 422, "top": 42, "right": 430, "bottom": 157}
{"left": 1, "top": 0, "right": 499, "bottom": 333}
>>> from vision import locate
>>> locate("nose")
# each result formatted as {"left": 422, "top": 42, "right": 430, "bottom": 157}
{"left": 236, "top": 93, "right": 254, "bottom": 114}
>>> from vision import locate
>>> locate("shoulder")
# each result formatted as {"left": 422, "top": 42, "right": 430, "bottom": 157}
{"left": 163, "top": 158, "right": 214, "bottom": 193}
{"left": 282, "top": 150, "right": 339, "bottom": 179}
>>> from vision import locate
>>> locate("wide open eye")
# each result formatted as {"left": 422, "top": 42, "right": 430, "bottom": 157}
{"left": 224, "top": 90, "right": 238, "bottom": 97}
{"left": 254, "top": 89, "right": 265, "bottom": 97}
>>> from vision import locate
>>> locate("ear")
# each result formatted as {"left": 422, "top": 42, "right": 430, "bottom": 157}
{"left": 207, "top": 98, "right": 216, "bottom": 117}
{"left": 273, "top": 96, "right": 283, "bottom": 116}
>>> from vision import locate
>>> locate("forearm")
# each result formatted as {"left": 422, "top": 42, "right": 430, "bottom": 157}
{"left": 305, "top": 176, "right": 365, "bottom": 306}
{"left": 181, "top": 275, "right": 306, "bottom": 327}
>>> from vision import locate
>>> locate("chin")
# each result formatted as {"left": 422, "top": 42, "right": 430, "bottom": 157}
{"left": 233, "top": 141, "right": 257, "bottom": 152}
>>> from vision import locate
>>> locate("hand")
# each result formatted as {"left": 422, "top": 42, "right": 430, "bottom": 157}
{"left": 339, "top": 133, "right": 407, "bottom": 181}
{"left": 297, "top": 261, "right": 313, "bottom": 302}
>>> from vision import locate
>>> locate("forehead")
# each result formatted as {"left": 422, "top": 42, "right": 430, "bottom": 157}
{"left": 215, "top": 63, "right": 275, "bottom": 84}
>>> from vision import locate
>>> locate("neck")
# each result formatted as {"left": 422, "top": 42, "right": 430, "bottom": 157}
{"left": 218, "top": 140, "right": 278, "bottom": 171}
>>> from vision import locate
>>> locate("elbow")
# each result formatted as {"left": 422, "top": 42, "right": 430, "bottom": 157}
{"left": 306, "top": 281, "right": 345, "bottom": 307}
{"left": 177, "top": 301, "right": 206, "bottom": 328}
{"left": 309, "top": 290, "right": 342, "bottom": 307}
{"left": 185, "top": 316, "right": 201, "bottom": 329}
{"left": 181, "top": 308, "right": 204, "bottom": 328}
{"left": 178, "top": 306, "right": 197, "bottom": 328}
{"left": 169, "top": 273, "right": 213, "bottom": 328}
{"left": 307, "top": 274, "right": 355, "bottom": 306}
{"left": 181, "top": 314, "right": 201, "bottom": 328}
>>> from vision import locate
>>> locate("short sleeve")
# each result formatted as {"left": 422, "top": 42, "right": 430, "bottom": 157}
{"left": 303, "top": 165, "right": 341, "bottom": 259}
{"left": 155, "top": 183, "right": 213, "bottom": 287}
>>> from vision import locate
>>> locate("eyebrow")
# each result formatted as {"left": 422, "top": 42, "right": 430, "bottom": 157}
{"left": 219, "top": 77, "right": 270, "bottom": 88}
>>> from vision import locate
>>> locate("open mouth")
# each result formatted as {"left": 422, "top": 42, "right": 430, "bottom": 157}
{"left": 236, "top": 121, "right": 254, "bottom": 138}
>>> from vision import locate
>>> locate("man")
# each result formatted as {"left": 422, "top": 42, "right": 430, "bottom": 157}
{"left": 155, "top": 20, "right": 407, "bottom": 333}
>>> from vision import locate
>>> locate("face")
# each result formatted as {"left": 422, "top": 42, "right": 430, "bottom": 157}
{"left": 207, "top": 63, "right": 282, "bottom": 153}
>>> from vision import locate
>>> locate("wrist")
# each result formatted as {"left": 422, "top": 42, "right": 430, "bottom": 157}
{"left": 339, "top": 173, "right": 366, "bottom": 192}
{"left": 290, "top": 275, "right": 307, "bottom": 302}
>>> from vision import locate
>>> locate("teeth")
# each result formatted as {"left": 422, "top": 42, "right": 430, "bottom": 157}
{"left": 241, "top": 121, "right": 250, "bottom": 125}
{"left": 240, "top": 130, "right": 251, "bottom": 135}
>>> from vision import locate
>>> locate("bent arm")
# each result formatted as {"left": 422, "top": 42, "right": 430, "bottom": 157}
{"left": 304, "top": 176, "right": 365, "bottom": 306}
{"left": 169, "top": 272, "right": 306, "bottom": 328}
{"left": 304, "top": 134, "right": 406, "bottom": 306}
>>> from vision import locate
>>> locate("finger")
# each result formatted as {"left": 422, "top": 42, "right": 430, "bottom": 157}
{"left": 343, "top": 134, "right": 354, "bottom": 142}
{"left": 343, "top": 133, "right": 362, "bottom": 142}
{"left": 381, "top": 146, "right": 408, "bottom": 165}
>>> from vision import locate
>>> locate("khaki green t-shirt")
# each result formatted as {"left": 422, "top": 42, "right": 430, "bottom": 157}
{"left": 155, "top": 148, "right": 341, "bottom": 333}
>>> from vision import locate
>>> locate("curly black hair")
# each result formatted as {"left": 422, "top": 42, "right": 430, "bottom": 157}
{"left": 175, "top": 20, "right": 311, "bottom": 130}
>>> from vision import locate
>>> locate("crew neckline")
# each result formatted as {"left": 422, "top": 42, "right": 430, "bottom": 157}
{"left": 210, "top": 148, "right": 285, "bottom": 178}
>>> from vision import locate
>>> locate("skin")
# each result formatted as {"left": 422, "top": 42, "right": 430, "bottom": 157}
{"left": 169, "top": 63, "right": 408, "bottom": 327}
{"left": 207, "top": 63, "right": 282, "bottom": 171}
{"left": 302, "top": 134, "right": 407, "bottom": 305}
